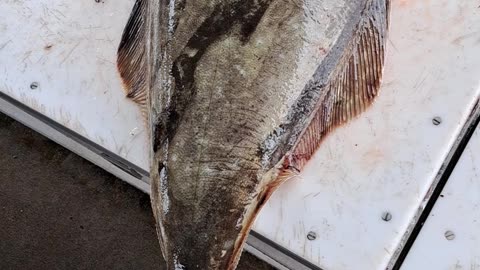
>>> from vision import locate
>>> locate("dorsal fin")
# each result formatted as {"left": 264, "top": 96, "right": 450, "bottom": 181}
{"left": 117, "top": 0, "right": 148, "bottom": 118}
{"left": 291, "top": 0, "right": 390, "bottom": 170}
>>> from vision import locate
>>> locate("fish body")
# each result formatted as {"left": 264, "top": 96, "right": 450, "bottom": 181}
{"left": 117, "top": 0, "right": 389, "bottom": 269}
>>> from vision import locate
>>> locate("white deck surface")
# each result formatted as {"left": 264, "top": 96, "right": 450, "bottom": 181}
{"left": 0, "top": 0, "right": 148, "bottom": 169}
{"left": 402, "top": 120, "right": 480, "bottom": 269}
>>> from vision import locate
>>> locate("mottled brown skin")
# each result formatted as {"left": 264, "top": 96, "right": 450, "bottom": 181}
{"left": 150, "top": 2, "right": 306, "bottom": 268}
{"left": 117, "top": 0, "right": 389, "bottom": 269}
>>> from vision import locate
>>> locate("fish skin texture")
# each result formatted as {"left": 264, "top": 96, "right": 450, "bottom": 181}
{"left": 117, "top": 0, "right": 390, "bottom": 269}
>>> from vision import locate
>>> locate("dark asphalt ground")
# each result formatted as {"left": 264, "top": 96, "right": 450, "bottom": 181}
{"left": 0, "top": 113, "right": 273, "bottom": 270}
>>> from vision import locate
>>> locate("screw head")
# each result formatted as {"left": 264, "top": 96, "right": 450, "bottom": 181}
{"left": 30, "top": 82, "right": 38, "bottom": 90}
{"left": 432, "top": 117, "right": 442, "bottom": 125}
{"left": 381, "top": 212, "right": 392, "bottom": 222}
{"left": 307, "top": 231, "right": 317, "bottom": 241}
{"left": 445, "top": 230, "right": 455, "bottom": 240}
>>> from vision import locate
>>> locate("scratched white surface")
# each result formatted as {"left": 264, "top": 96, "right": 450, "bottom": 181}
{"left": 401, "top": 124, "right": 480, "bottom": 270}
{"left": 2, "top": 1, "right": 480, "bottom": 269}
{"left": 0, "top": 0, "right": 148, "bottom": 168}
{"left": 254, "top": 1, "right": 480, "bottom": 269}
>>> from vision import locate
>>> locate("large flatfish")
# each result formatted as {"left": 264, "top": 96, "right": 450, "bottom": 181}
{"left": 117, "top": 0, "right": 390, "bottom": 269}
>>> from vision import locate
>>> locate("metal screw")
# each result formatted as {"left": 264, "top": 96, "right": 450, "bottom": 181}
{"left": 445, "top": 230, "right": 455, "bottom": 240}
{"left": 95, "top": 0, "right": 101, "bottom": 2}
{"left": 381, "top": 212, "right": 392, "bottom": 222}
{"left": 307, "top": 231, "right": 317, "bottom": 241}
{"left": 432, "top": 117, "right": 442, "bottom": 125}
{"left": 30, "top": 82, "right": 38, "bottom": 90}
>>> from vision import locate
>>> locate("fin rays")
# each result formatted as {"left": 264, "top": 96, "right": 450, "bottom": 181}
{"left": 291, "top": 0, "right": 389, "bottom": 169}
{"left": 117, "top": 0, "right": 148, "bottom": 118}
